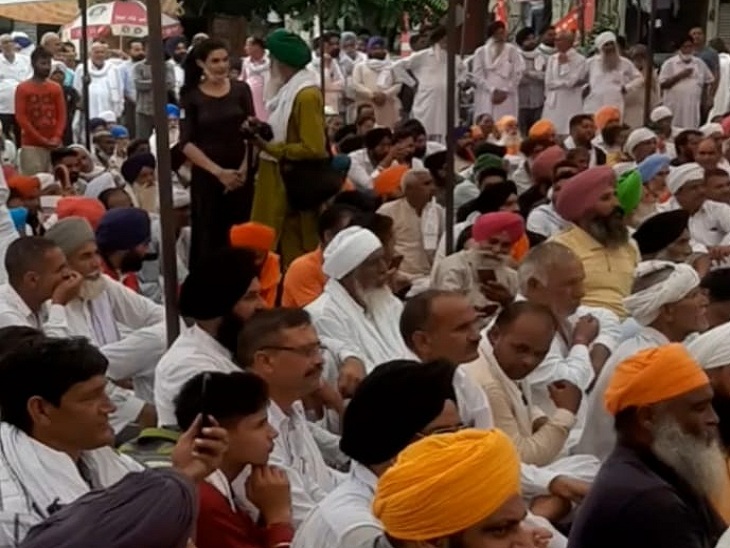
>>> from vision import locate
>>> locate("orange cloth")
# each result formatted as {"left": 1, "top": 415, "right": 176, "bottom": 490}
{"left": 594, "top": 106, "right": 621, "bottom": 131}
{"left": 230, "top": 222, "right": 276, "bottom": 252}
{"left": 15, "top": 80, "right": 66, "bottom": 147}
{"left": 8, "top": 175, "right": 40, "bottom": 199}
{"left": 282, "top": 247, "right": 326, "bottom": 308}
{"left": 372, "top": 429, "right": 520, "bottom": 541}
{"left": 604, "top": 344, "right": 709, "bottom": 415}
{"left": 374, "top": 165, "right": 408, "bottom": 198}
{"left": 56, "top": 197, "right": 106, "bottom": 229}
{"left": 528, "top": 119, "right": 556, "bottom": 140}
{"left": 510, "top": 233, "right": 529, "bottom": 262}
{"left": 258, "top": 252, "right": 282, "bottom": 308}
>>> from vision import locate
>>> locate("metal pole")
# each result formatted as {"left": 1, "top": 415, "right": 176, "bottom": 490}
{"left": 147, "top": 0, "right": 180, "bottom": 345}
{"left": 445, "top": 0, "right": 457, "bottom": 254}
{"left": 578, "top": 0, "right": 586, "bottom": 48}
{"left": 318, "top": 0, "right": 326, "bottom": 111}
{"left": 643, "top": 0, "right": 657, "bottom": 126}
{"left": 79, "top": 0, "right": 90, "bottom": 150}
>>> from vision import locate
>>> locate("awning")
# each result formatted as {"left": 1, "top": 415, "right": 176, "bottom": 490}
{"left": 0, "top": 0, "right": 181, "bottom": 26}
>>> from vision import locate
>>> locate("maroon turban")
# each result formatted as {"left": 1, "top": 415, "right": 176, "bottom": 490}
{"left": 531, "top": 146, "right": 567, "bottom": 186}
{"left": 472, "top": 212, "right": 525, "bottom": 244}
{"left": 555, "top": 166, "right": 616, "bottom": 223}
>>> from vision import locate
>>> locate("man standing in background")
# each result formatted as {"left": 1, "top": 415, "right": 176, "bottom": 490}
{"left": 119, "top": 38, "right": 145, "bottom": 138}
{"left": 516, "top": 27, "right": 546, "bottom": 136}
{"left": 0, "top": 33, "right": 31, "bottom": 145}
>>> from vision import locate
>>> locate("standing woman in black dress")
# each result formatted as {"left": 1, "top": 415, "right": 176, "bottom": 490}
{"left": 179, "top": 38, "right": 255, "bottom": 273}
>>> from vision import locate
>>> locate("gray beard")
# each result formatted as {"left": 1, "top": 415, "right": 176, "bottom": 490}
{"left": 651, "top": 416, "right": 726, "bottom": 499}
{"left": 78, "top": 276, "right": 106, "bottom": 301}
{"left": 585, "top": 214, "right": 629, "bottom": 248}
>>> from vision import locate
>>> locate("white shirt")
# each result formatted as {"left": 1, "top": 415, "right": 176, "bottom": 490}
{"left": 267, "top": 400, "right": 345, "bottom": 526}
{"left": 526, "top": 202, "right": 570, "bottom": 238}
{"left": 154, "top": 324, "right": 239, "bottom": 426}
{"left": 0, "top": 283, "right": 69, "bottom": 335}
{"left": 575, "top": 326, "right": 670, "bottom": 460}
{"left": 346, "top": 149, "right": 378, "bottom": 192}
{"left": 293, "top": 462, "right": 381, "bottom": 548}
{"left": 660, "top": 198, "right": 730, "bottom": 250}
{"left": 0, "top": 53, "right": 31, "bottom": 114}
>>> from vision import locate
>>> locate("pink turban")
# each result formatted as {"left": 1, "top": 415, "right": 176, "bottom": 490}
{"left": 531, "top": 146, "right": 566, "bottom": 186}
{"left": 555, "top": 166, "right": 616, "bottom": 223}
{"left": 722, "top": 115, "right": 730, "bottom": 137}
{"left": 472, "top": 212, "right": 525, "bottom": 244}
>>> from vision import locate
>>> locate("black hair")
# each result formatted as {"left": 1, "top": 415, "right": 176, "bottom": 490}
{"left": 5, "top": 237, "right": 59, "bottom": 285}
{"left": 174, "top": 371, "right": 268, "bottom": 430}
{"left": 429, "top": 25, "right": 447, "bottom": 45}
{"left": 401, "top": 119, "right": 426, "bottom": 138}
{"left": 237, "top": 308, "right": 312, "bottom": 368}
{"left": 337, "top": 135, "right": 364, "bottom": 154}
{"left": 181, "top": 38, "right": 228, "bottom": 98}
{"left": 247, "top": 36, "right": 266, "bottom": 49}
{"left": 569, "top": 114, "right": 594, "bottom": 130}
{"left": 487, "top": 21, "right": 506, "bottom": 39}
{"left": 515, "top": 27, "right": 535, "bottom": 47}
{"left": 354, "top": 211, "right": 393, "bottom": 246}
{"left": 50, "top": 147, "right": 77, "bottom": 166}
{"left": 0, "top": 337, "right": 108, "bottom": 433}
{"left": 455, "top": 224, "right": 473, "bottom": 252}
{"left": 701, "top": 268, "right": 730, "bottom": 303}
{"left": 400, "top": 289, "right": 460, "bottom": 349}
{"left": 61, "top": 41, "right": 75, "bottom": 51}
{"left": 392, "top": 126, "right": 414, "bottom": 143}
{"left": 127, "top": 138, "right": 150, "bottom": 158}
{"left": 30, "top": 46, "right": 52, "bottom": 65}
{"left": 127, "top": 37, "right": 146, "bottom": 49}
{"left": 675, "top": 129, "right": 703, "bottom": 149}
{"left": 98, "top": 187, "right": 131, "bottom": 210}
{"left": 493, "top": 301, "right": 557, "bottom": 331}
{"left": 474, "top": 142, "right": 507, "bottom": 158}
{"left": 317, "top": 203, "right": 358, "bottom": 242}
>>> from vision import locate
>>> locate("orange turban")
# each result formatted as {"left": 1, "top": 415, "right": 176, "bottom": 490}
{"left": 604, "top": 344, "right": 709, "bottom": 416}
{"left": 230, "top": 222, "right": 276, "bottom": 252}
{"left": 594, "top": 106, "right": 621, "bottom": 131}
{"left": 56, "top": 197, "right": 106, "bottom": 230}
{"left": 373, "top": 164, "right": 408, "bottom": 198}
{"left": 373, "top": 429, "right": 520, "bottom": 541}
{"left": 496, "top": 115, "right": 518, "bottom": 133}
{"left": 528, "top": 119, "right": 556, "bottom": 140}
{"left": 8, "top": 176, "right": 40, "bottom": 199}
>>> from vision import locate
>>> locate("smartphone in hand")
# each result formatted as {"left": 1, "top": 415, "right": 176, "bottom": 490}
{"left": 477, "top": 268, "right": 497, "bottom": 285}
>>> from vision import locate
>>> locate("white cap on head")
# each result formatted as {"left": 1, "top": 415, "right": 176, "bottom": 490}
{"left": 650, "top": 106, "right": 673, "bottom": 123}
{"left": 688, "top": 322, "right": 730, "bottom": 370}
{"left": 594, "top": 31, "right": 616, "bottom": 51}
{"left": 322, "top": 225, "right": 382, "bottom": 280}
{"left": 667, "top": 162, "right": 705, "bottom": 194}
{"left": 623, "top": 127, "right": 657, "bottom": 157}
{"left": 701, "top": 123, "right": 724, "bottom": 138}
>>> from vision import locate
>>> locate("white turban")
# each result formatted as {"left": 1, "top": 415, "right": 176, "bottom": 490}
{"left": 98, "top": 111, "right": 117, "bottom": 124}
{"left": 595, "top": 31, "right": 617, "bottom": 52}
{"left": 84, "top": 172, "right": 117, "bottom": 200}
{"left": 701, "top": 123, "right": 724, "bottom": 138}
{"left": 624, "top": 128, "right": 657, "bottom": 157}
{"left": 687, "top": 323, "right": 730, "bottom": 370}
{"left": 322, "top": 225, "right": 382, "bottom": 280}
{"left": 649, "top": 106, "right": 673, "bottom": 123}
{"left": 667, "top": 162, "right": 705, "bottom": 194}
{"left": 623, "top": 260, "right": 700, "bottom": 326}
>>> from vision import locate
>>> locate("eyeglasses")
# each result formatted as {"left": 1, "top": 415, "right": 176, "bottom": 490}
{"left": 260, "top": 343, "right": 326, "bottom": 358}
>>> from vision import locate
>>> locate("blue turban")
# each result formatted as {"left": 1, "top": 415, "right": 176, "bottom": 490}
{"left": 164, "top": 35, "right": 187, "bottom": 58}
{"left": 96, "top": 208, "right": 151, "bottom": 253}
{"left": 13, "top": 35, "right": 31, "bottom": 49}
{"left": 166, "top": 104, "right": 180, "bottom": 119}
{"left": 109, "top": 125, "right": 129, "bottom": 139}
{"left": 9, "top": 207, "right": 27, "bottom": 232}
{"left": 367, "top": 36, "right": 386, "bottom": 50}
{"left": 637, "top": 153, "right": 671, "bottom": 184}
{"left": 121, "top": 153, "right": 156, "bottom": 184}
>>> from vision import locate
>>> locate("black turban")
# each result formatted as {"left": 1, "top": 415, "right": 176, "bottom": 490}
{"left": 632, "top": 209, "right": 690, "bottom": 256}
{"left": 364, "top": 127, "right": 393, "bottom": 150}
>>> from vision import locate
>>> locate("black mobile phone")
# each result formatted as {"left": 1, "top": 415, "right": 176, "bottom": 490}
{"left": 200, "top": 372, "right": 213, "bottom": 430}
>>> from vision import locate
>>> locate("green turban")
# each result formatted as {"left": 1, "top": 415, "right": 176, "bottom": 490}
{"left": 473, "top": 153, "right": 506, "bottom": 180}
{"left": 266, "top": 29, "right": 312, "bottom": 70}
{"left": 617, "top": 169, "right": 643, "bottom": 216}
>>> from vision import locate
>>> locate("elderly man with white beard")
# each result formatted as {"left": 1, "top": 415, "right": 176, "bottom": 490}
{"left": 576, "top": 260, "right": 708, "bottom": 461}
{"left": 583, "top": 32, "right": 643, "bottom": 117}
{"left": 306, "top": 225, "right": 411, "bottom": 373}
{"left": 568, "top": 344, "right": 726, "bottom": 548}
{"left": 660, "top": 34, "right": 716, "bottom": 129}
{"left": 44, "top": 217, "right": 168, "bottom": 433}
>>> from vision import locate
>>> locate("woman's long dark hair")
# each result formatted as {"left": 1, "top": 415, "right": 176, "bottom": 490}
{"left": 180, "top": 38, "right": 229, "bottom": 99}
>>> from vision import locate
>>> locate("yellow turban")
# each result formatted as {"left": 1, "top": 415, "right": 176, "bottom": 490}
{"left": 528, "top": 119, "right": 556, "bottom": 140}
{"left": 372, "top": 429, "right": 520, "bottom": 541}
{"left": 604, "top": 344, "right": 709, "bottom": 416}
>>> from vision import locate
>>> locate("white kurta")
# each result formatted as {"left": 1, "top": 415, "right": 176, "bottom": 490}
{"left": 472, "top": 41, "right": 525, "bottom": 119}
{"left": 74, "top": 61, "right": 123, "bottom": 119}
{"left": 543, "top": 50, "right": 587, "bottom": 135}
{"left": 710, "top": 52, "right": 730, "bottom": 121}
{"left": 351, "top": 61, "right": 400, "bottom": 128}
{"left": 574, "top": 326, "right": 670, "bottom": 460}
{"left": 391, "top": 46, "right": 465, "bottom": 142}
{"left": 526, "top": 202, "right": 570, "bottom": 238}
{"left": 659, "top": 55, "right": 715, "bottom": 129}
{"left": 0, "top": 53, "right": 31, "bottom": 115}
{"left": 583, "top": 56, "right": 643, "bottom": 115}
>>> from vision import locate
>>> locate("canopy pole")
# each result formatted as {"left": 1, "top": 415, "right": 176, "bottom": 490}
{"left": 318, "top": 0, "right": 326, "bottom": 109}
{"left": 445, "top": 0, "right": 457, "bottom": 255}
{"left": 147, "top": 0, "right": 180, "bottom": 346}
{"left": 643, "top": 0, "right": 657, "bottom": 126}
{"left": 79, "top": 0, "right": 90, "bottom": 150}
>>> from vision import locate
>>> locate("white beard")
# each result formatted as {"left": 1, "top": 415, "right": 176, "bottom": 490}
{"left": 264, "top": 68, "right": 284, "bottom": 102}
{"left": 78, "top": 276, "right": 106, "bottom": 301}
{"left": 651, "top": 416, "right": 726, "bottom": 499}
{"left": 354, "top": 282, "right": 394, "bottom": 317}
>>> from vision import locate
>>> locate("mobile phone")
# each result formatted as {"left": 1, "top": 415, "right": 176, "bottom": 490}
{"left": 389, "top": 254, "right": 404, "bottom": 270}
{"left": 200, "top": 372, "right": 213, "bottom": 430}
{"left": 477, "top": 268, "right": 497, "bottom": 285}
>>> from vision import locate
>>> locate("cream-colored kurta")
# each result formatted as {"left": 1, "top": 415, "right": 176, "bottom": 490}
{"left": 351, "top": 61, "right": 400, "bottom": 128}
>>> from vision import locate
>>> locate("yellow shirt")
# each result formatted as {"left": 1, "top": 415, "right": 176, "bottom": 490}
{"left": 551, "top": 225, "right": 638, "bottom": 319}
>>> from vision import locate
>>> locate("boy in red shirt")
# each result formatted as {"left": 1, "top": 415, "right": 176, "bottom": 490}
{"left": 175, "top": 371, "right": 294, "bottom": 548}
{"left": 15, "top": 46, "right": 65, "bottom": 175}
